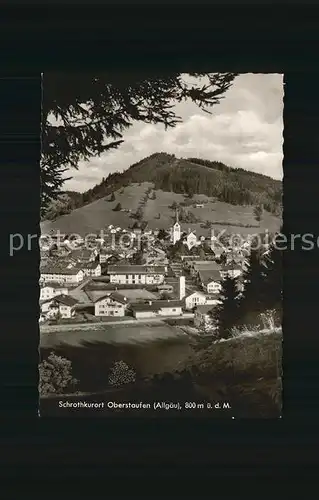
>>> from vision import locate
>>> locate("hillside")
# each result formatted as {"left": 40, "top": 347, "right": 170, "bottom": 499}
{"left": 41, "top": 152, "right": 282, "bottom": 236}
{"left": 41, "top": 182, "right": 281, "bottom": 237}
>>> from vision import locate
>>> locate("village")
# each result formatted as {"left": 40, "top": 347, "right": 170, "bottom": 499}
{"left": 39, "top": 209, "right": 253, "bottom": 335}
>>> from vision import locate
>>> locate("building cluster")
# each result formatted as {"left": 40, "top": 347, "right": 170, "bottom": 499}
{"left": 39, "top": 222, "right": 252, "bottom": 333}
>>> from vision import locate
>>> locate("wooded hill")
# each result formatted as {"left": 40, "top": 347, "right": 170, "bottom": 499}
{"left": 43, "top": 152, "right": 282, "bottom": 221}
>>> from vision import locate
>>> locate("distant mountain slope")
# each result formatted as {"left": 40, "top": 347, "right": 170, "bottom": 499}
{"left": 43, "top": 152, "right": 282, "bottom": 224}
{"left": 41, "top": 182, "right": 281, "bottom": 238}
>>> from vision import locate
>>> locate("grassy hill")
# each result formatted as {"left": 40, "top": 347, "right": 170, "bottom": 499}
{"left": 41, "top": 153, "right": 282, "bottom": 236}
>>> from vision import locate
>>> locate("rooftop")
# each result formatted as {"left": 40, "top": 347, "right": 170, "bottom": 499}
{"left": 81, "top": 261, "right": 101, "bottom": 269}
{"left": 108, "top": 265, "right": 165, "bottom": 275}
{"left": 41, "top": 266, "right": 83, "bottom": 275}
{"left": 192, "top": 261, "right": 221, "bottom": 271}
{"left": 198, "top": 269, "right": 222, "bottom": 284}
{"left": 41, "top": 282, "right": 69, "bottom": 289}
{"left": 185, "top": 289, "right": 205, "bottom": 298}
{"left": 196, "top": 304, "right": 216, "bottom": 314}
{"left": 93, "top": 292, "right": 128, "bottom": 305}
{"left": 71, "top": 248, "right": 94, "bottom": 259}
{"left": 130, "top": 299, "right": 184, "bottom": 312}
{"left": 53, "top": 294, "right": 79, "bottom": 307}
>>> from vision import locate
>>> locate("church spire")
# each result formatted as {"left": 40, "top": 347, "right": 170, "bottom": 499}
{"left": 176, "top": 208, "right": 179, "bottom": 224}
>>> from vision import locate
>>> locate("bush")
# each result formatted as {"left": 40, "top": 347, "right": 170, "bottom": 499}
{"left": 39, "top": 352, "right": 78, "bottom": 397}
{"left": 108, "top": 360, "right": 136, "bottom": 387}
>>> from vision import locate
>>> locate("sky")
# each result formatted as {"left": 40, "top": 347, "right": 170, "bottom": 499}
{"left": 62, "top": 73, "right": 283, "bottom": 193}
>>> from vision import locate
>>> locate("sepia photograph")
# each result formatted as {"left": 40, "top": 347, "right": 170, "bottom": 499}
{"left": 38, "top": 72, "right": 283, "bottom": 417}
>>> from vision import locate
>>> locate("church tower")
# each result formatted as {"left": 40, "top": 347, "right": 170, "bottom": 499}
{"left": 171, "top": 208, "right": 181, "bottom": 245}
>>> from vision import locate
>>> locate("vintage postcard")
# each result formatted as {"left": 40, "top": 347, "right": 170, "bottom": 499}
{"left": 39, "top": 73, "right": 283, "bottom": 417}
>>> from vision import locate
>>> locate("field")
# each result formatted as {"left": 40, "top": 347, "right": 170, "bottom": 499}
{"left": 40, "top": 322, "right": 192, "bottom": 380}
{"left": 40, "top": 322, "right": 188, "bottom": 348}
{"left": 41, "top": 182, "right": 281, "bottom": 237}
{"left": 40, "top": 326, "right": 282, "bottom": 417}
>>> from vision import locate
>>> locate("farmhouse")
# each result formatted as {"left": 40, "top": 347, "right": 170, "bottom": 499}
{"left": 98, "top": 248, "right": 113, "bottom": 263}
{"left": 81, "top": 261, "right": 102, "bottom": 277}
{"left": 39, "top": 282, "right": 69, "bottom": 301}
{"left": 130, "top": 299, "right": 184, "bottom": 319}
{"left": 144, "top": 247, "right": 169, "bottom": 267}
{"left": 94, "top": 292, "right": 128, "bottom": 317}
{"left": 220, "top": 261, "right": 243, "bottom": 279}
{"left": 71, "top": 248, "right": 97, "bottom": 263}
{"left": 108, "top": 265, "right": 165, "bottom": 285}
{"left": 189, "top": 260, "right": 221, "bottom": 277}
{"left": 198, "top": 270, "right": 222, "bottom": 294}
{"left": 205, "top": 294, "right": 222, "bottom": 306}
{"left": 40, "top": 294, "right": 79, "bottom": 319}
{"left": 185, "top": 290, "right": 207, "bottom": 310}
{"left": 40, "top": 265, "right": 84, "bottom": 285}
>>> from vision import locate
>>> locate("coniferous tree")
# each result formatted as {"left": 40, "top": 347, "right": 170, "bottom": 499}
{"left": 254, "top": 204, "right": 263, "bottom": 222}
{"left": 213, "top": 276, "right": 241, "bottom": 339}
{"left": 262, "top": 238, "right": 283, "bottom": 319}
{"left": 237, "top": 247, "right": 267, "bottom": 327}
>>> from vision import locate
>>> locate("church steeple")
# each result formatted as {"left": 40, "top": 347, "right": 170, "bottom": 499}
{"left": 175, "top": 208, "right": 179, "bottom": 224}
{"left": 171, "top": 207, "right": 181, "bottom": 245}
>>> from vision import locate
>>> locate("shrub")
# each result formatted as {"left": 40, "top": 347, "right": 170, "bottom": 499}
{"left": 108, "top": 360, "right": 136, "bottom": 387}
{"left": 39, "top": 352, "right": 78, "bottom": 397}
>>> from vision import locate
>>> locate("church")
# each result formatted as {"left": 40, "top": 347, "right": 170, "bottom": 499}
{"left": 170, "top": 209, "right": 201, "bottom": 250}
{"left": 170, "top": 209, "right": 181, "bottom": 245}
{"left": 170, "top": 209, "right": 222, "bottom": 252}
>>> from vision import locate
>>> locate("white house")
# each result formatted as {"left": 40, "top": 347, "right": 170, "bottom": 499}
{"left": 40, "top": 294, "right": 79, "bottom": 319}
{"left": 94, "top": 292, "right": 128, "bottom": 317}
{"left": 205, "top": 294, "right": 222, "bottom": 306}
{"left": 185, "top": 290, "right": 207, "bottom": 310}
{"left": 39, "top": 282, "right": 69, "bottom": 301}
{"left": 108, "top": 265, "right": 165, "bottom": 285}
{"left": 40, "top": 266, "right": 84, "bottom": 285}
{"left": 184, "top": 231, "right": 198, "bottom": 251}
{"left": 220, "top": 262, "right": 243, "bottom": 279}
{"left": 130, "top": 299, "right": 184, "bottom": 319}
{"left": 99, "top": 249, "right": 113, "bottom": 264}
{"left": 198, "top": 270, "right": 222, "bottom": 294}
{"left": 81, "top": 261, "right": 102, "bottom": 277}
{"left": 185, "top": 289, "right": 221, "bottom": 310}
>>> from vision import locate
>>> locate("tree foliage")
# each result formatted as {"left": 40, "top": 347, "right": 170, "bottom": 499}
{"left": 108, "top": 360, "right": 136, "bottom": 387}
{"left": 237, "top": 236, "right": 282, "bottom": 329}
{"left": 39, "top": 352, "right": 78, "bottom": 397}
{"left": 254, "top": 204, "right": 263, "bottom": 222}
{"left": 213, "top": 276, "right": 241, "bottom": 339}
{"left": 41, "top": 72, "right": 238, "bottom": 214}
{"left": 157, "top": 228, "right": 169, "bottom": 241}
